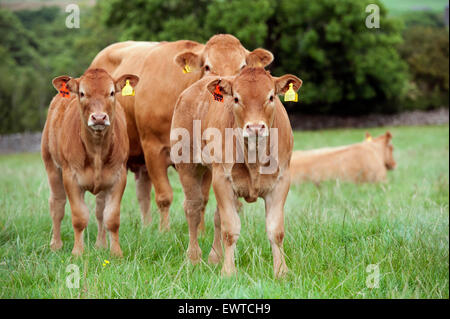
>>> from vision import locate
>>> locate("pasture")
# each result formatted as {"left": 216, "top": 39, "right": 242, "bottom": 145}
{"left": 381, "top": 0, "right": 449, "bottom": 14}
{"left": 0, "top": 125, "right": 448, "bottom": 298}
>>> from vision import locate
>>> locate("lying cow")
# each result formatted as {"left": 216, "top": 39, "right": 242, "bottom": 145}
{"left": 171, "top": 67, "right": 302, "bottom": 277}
{"left": 90, "top": 34, "right": 274, "bottom": 232}
{"left": 41, "top": 68, "right": 139, "bottom": 256}
{"left": 290, "top": 131, "right": 396, "bottom": 184}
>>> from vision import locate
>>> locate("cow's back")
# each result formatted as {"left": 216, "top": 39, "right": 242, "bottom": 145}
{"left": 90, "top": 41, "right": 161, "bottom": 75}
{"left": 290, "top": 144, "right": 386, "bottom": 183}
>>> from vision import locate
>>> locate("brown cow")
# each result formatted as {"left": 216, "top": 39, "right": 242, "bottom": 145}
{"left": 171, "top": 67, "right": 302, "bottom": 277}
{"left": 290, "top": 131, "right": 396, "bottom": 184}
{"left": 41, "top": 68, "right": 139, "bottom": 256}
{"left": 90, "top": 34, "right": 274, "bottom": 231}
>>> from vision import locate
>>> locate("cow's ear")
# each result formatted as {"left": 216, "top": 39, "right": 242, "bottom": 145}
{"left": 115, "top": 74, "right": 140, "bottom": 92}
{"left": 365, "top": 132, "right": 372, "bottom": 140}
{"left": 274, "top": 74, "right": 302, "bottom": 95}
{"left": 52, "top": 76, "right": 73, "bottom": 92}
{"left": 174, "top": 52, "right": 202, "bottom": 71}
{"left": 385, "top": 131, "right": 393, "bottom": 142}
{"left": 246, "top": 48, "right": 273, "bottom": 68}
{"left": 206, "top": 78, "right": 232, "bottom": 97}
{"left": 65, "top": 78, "right": 79, "bottom": 93}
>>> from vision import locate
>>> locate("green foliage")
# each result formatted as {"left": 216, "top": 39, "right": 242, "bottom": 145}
{"left": 399, "top": 26, "right": 449, "bottom": 110}
{"left": 273, "top": 0, "right": 409, "bottom": 114}
{"left": 0, "top": 6, "right": 119, "bottom": 134}
{"left": 102, "top": 0, "right": 210, "bottom": 42}
{"left": 102, "top": 0, "right": 410, "bottom": 114}
{"left": 0, "top": 9, "right": 45, "bottom": 133}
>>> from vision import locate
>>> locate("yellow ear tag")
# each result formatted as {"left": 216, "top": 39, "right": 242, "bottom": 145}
{"left": 366, "top": 136, "right": 373, "bottom": 142}
{"left": 122, "top": 79, "right": 135, "bottom": 96}
{"left": 284, "top": 83, "right": 298, "bottom": 102}
{"left": 182, "top": 64, "right": 191, "bottom": 74}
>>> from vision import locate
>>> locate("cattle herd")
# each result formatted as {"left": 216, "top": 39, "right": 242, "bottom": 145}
{"left": 41, "top": 34, "right": 395, "bottom": 277}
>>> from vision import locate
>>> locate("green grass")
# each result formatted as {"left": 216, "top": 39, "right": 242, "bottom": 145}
{"left": 381, "top": 0, "right": 448, "bottom": 15}
{"left": 0, "top": 125, "right": 448, "bottom": 298}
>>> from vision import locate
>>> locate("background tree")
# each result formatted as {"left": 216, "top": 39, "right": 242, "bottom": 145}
{"left": 101, "top": 0, "right": 410, "bottom": 114}
{"left": 0, "top": 0, "right": 448, "bottom": 133}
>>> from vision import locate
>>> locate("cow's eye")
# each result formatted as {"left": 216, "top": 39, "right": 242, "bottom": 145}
{"left": 269, "top": 95, "right": 274, "bottom": 102}
{"left": 80, "top": 92, "right": 85, "bottom": 98}
{"left": 241, "top": 64, "right": 246, "bottom": 70}
{"left": 110, "top": 91, "right": 115, "bottom": 97}
{"left": 234, "top": 97, "right": 239, "bottom": 104}
{"left": 205, "top": 65, "right": 210, "bottom": 72}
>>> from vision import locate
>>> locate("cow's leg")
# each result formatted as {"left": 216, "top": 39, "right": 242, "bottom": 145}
{"left": 208, "top": 207, "right": 222, "bottom": 264}
{"left": 135, "top": 166, "right": 152, "bottom": 225}
{"left": 95, "top": 191, "right": 107, "bottom": 249}
{"left": 208, "top": 198, "right": 242, "bottom": 264}
{"left": 198, "top": 169, "right": 212, "bottom": 234}
{"left": 212, "top": 169, "right": 240, "bottom": 276}
{"left": 142, "top": 141, "right": 172, "bottom": 231}
{"left": 177, "top": 164, "right": 206, "bottom": 264}
{"left": 264, "top": 174, "right": 290, "bottom": 278}
{"left": 63, "top": 172, "right": 89, "bottom": 256}
{"left": 103, "top": 168, "right": 127, "bottom": 257}
{"left": 45, "top": 163, "right": 66, "bottom": 251}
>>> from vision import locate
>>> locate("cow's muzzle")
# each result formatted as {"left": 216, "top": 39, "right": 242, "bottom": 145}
{"left": 88, "top": 113, "right": 110, "bottom": 131}
{"left": 243, "top": 121, "right": 268, "bottom": 138}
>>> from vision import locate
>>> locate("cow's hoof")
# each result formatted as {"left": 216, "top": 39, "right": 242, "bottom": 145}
{"left": 159, "top": 222, "right": 170, "bottom": 232}
{"left": 208, "top": 249, "right": 222, "bottom": 265}
{"left": 274, "top": 265, "right": 289, "bottom": 278}
{"left": 50, "top": 239, "right": 63, "bottom": 251}
{"left": 187, "top": 247, "right": 202, "bottom": 265}
{"left": 95, "top": 239, "right": 107, "bottom": 249}
{"left": 221, "top": 266, "right": 237, "bottom": 277}
{"left": 71, "top": 246, "right": 83, "bottom": 256}
{"left": 141, "top": 214, "right": 152, "bottom": 227}
{"left": 111, "top": 247, "right": 123, "bottom": 258}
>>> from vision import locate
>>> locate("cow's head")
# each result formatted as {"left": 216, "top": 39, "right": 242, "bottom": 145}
{"left": 174, "top": 34, "right": 273, "bottom": 77}
{"left": 367, "top": 131, "right": 396, "bottom": 170}
{"left": 52, "top": 69, "right": 139, "bottom": 135}
{"left": 206, "top": 67, "right": 302, "bottom": 138}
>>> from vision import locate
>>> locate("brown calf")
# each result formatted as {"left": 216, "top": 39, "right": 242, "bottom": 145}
{"left": 290, "top": 131, "right": 396, "bottom": 184}
{"left": 41, "top": 68, "right": 139, "bottom": 256}
{"left": 90, "top": 34, "right": 274, "bottom": 231}
{"left": 171, "top": 67, "right": 302, "bottom": 277}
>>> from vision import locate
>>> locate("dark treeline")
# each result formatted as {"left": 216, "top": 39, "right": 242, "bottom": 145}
{"left": 0, "top": 0, "right": 448, "bottom": 134}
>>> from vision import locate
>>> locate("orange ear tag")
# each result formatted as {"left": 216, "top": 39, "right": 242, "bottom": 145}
{"left": 59, "top": 82, "right": 70, "bottom": 98}
{"left": 213, "top": 84, "right": 224, "bottom": 102}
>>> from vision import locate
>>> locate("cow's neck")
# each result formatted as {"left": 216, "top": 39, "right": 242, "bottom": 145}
{"left": 241, "top": 136, "right": 272, "bottom": 201}
{"left": 80, "top": 121, "right": 114, "bottom": 193}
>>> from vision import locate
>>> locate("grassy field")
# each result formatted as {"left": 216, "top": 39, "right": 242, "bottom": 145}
{"left": 381, "top": 0, "right": 449, "bottom": 15}
{"left": 0, "top": 125, "right": 448, "bottom": 298}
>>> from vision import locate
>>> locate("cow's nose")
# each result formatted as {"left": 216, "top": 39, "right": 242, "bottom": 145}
{"left": 245, "top": 123, "right": 267, "bottom": 137}
{"left": 90, "top": 113, "right": 108, "bottom": 125}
